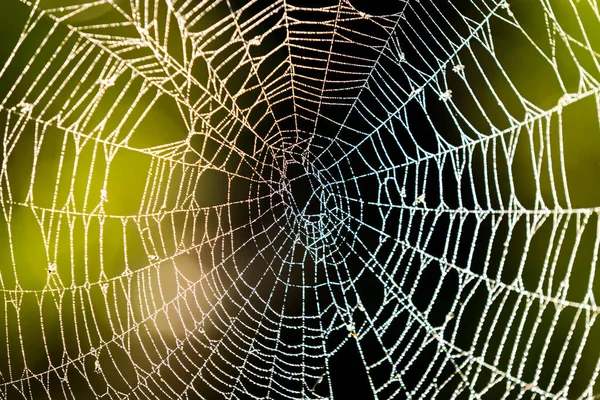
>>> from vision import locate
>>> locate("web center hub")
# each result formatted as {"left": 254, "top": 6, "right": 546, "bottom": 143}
{"left": 282, "top": 161, "right": 324, "bottom": 217}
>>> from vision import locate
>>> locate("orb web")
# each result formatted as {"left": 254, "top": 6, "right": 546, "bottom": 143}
{"left": 0, "top": 0, "right": 599, "bottom": 399}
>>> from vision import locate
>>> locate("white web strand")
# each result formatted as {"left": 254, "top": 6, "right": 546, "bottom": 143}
{"left": 0, "top": 0, "right": 598, "bottom": 399}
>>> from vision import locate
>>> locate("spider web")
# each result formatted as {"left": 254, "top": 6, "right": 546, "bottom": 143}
{"left": 0, "top": 0, "right": 599, "bottom": 398}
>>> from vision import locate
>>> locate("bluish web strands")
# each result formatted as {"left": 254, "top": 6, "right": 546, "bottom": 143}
{"left": 0, "top": 0, "right": 599, "bottom": 399}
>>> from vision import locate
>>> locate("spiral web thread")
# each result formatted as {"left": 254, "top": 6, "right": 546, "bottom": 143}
{"left": 0, "top": 0, "right": 599, "bottom": 398}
